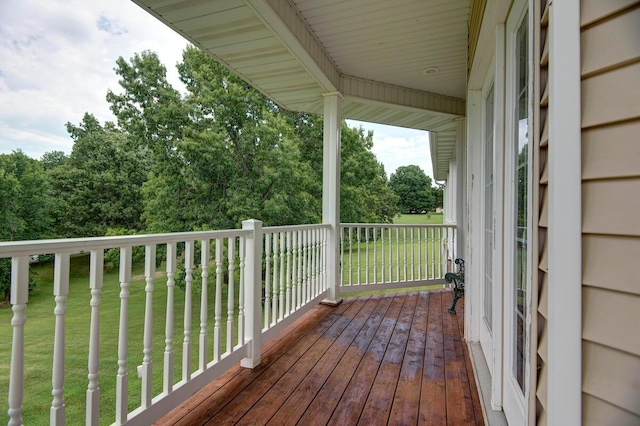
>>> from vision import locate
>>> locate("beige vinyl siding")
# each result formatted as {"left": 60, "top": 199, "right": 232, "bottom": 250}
{"left": 580, "top": 1, "right": 640, "bottom": 423}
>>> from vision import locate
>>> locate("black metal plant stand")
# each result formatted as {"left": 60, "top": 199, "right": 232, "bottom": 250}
{"left": 445, "top": 258, "right": 465, "bottom": 313}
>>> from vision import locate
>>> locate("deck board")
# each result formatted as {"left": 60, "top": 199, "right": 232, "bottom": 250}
{"left": 155, "top": 290, "right": 484, "bottom": 426}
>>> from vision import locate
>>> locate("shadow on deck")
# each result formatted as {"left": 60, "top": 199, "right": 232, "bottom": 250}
{"left": 155, "top": 290, "right": 483, "bottom": 425}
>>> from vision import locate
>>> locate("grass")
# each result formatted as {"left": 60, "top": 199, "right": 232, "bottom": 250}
{"left": 393, "top": 212, "right": 443, "bottom": 225}
{"left": 0, "top": 254, "right": 239, "bottom": 425}
{"left": 340, "top": 213, "right": 451, "bottom": 295}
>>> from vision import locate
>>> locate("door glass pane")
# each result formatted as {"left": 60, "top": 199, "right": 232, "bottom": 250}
{"left": 483, "top": 85, "right": 494, "bottom": 331}
{"left": 513, "top": 11, "right": 529, "bottom": 394}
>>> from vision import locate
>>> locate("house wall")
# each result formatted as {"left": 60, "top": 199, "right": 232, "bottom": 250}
{"left": 579, "top": 1, "right": 640, "bottom": 424}
{"left": 536, "top": 1, "right": 640, "bottom": 424}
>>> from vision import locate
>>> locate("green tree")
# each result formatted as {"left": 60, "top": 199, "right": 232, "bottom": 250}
{"left": 340, "top": 124, "right": 398, "bottom": 223}
{"left": 0, "top": 150, "right": 49, "bottom": 300}
{"left": 108, "top": 47, "right": 319, "bottom": 232}
{"left": 46, "top": 114, "right": 148, "bottom": 237}
{"left": 389, "top": 165, "right": 436, "bottom": 214}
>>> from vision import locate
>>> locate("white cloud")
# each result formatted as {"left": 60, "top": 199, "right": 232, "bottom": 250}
{"left": 0, "top": 0, "right": 434, "bottom": 178}
{"left": 346, "top": 120, "right": 433, "bottom": 179}
{"left": 0, "top": 0, "right": 188, "bottom": 158}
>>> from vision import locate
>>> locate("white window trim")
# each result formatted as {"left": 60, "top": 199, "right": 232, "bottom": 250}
{"left": 491, "top": 22, "right": 507, "bottom": 412}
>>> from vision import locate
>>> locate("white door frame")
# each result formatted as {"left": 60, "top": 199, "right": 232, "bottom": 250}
{"left": 479, "top": 61, "right": 495, "bottom": 376}
{"left": 502, "top": 0, "right": 533, "bottom": 423}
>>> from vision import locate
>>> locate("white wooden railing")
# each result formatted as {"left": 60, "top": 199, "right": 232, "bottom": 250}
{"left": 0, "top": 221, "right": 329, "bottom": 426}
{"left": 339, "top": 224, "right": 457, "bottom": 292}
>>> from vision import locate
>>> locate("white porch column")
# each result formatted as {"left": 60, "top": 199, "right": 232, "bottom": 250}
{"left": 455, "top": 117, "right": 467, "bottom": 263}
{"left": 322, "top": 92, "right": 343, "bottom": 305}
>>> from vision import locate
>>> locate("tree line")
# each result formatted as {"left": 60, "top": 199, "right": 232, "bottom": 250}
{"left": 0, "top": 46, "right": 441, "bottom": 301}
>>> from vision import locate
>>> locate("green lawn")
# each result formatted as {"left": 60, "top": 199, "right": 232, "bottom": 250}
{"left": 340, "top": 213, "right": 452, "bottom": 288}
{"left": 393, "top": 212, "right": 443, "bottom": 225}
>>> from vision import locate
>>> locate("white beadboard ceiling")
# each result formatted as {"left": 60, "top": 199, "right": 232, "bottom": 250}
{"left": 132, "top": 0, "right": 470, "bottom": 180}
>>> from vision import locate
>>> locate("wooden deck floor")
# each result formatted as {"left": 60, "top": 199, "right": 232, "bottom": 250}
{"left": 156, "top": 290, "right": 484, "bottom": 425}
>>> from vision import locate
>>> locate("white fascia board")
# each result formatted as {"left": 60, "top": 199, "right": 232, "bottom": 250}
{"left": 245, "top": 0, "right": 340, "bottom": 92}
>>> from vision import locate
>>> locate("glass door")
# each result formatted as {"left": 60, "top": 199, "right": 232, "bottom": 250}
{"left": 503, "top": 2, "right": 531, "bottom": 424}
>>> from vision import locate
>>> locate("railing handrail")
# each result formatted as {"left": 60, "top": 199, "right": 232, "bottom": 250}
{"left": 0, "top": 229, "right": 253, "bottom": 258}
{"left": 263, "top": 223, "right": 331, "bottom": 232}
{"left": 339, "top": 223, "right": 455, "bottom": 229}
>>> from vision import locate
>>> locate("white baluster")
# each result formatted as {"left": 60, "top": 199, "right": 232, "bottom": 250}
{"left": 227, "top": 237, "right": 235, "bottom": 354}
{"left": 403, "top": 228, "right": 408, "bottom": 281}
{"left": 306, "top": 229, "right": 313, "bottom": 298}
{"left": 431, "top": 228, "right": 436, "bottom": 279}
{"left": 373, "top": 227, "right": 378, "bottom": 284}
{"left": 264, "top": 234, "right": 271, "bottom": 327}
{"left": 302, "top": 230, "right": 309, "bottom": 302}
{"left": 142, "top": 245, "right": 155, "bottom": 408}
{"left": 297, "top": 231, "right": 303, "bottom": 306}
{"left": 348, "top": 227, "right": 352, "bottom": 286}
{"left": 292, "top": 231, "right": 299, "bottom": 309}
{"left": 183, "top": 241, "right": 194, "bottom": 381}
{"left": 51, "top": 253, "right": 70, "bottom": 426}
{"left": 417, "top": 228, "right": 422, "bottom": 281}
{"left": 116, "top": 246, "right": 132, "bottom": 425}
{"left": 86, "top": 250, "right": 103, "bottom": 426}
{"left": 279, "top": 233, "right": 285, "bottom": 316}
{"left": 8, "top": 256, "right": 29, "bottom": 426}
{"left": 213, "top": 238, "right": 223, "bottom": 362}
{"left": 315, "top": 229, "right": 321, "bottom": 295}
{"left": 272, "top": 234, "right": 280, "bottom": 321}
{"left": 365, "top": 227, "right": 370, "bottom": 285}
{"left": 437, "top": 228, "right": 442, "bottom": 278}
{"left": 285, "top": 232, "right": 292, "bottom": 315}
{"left": 238, "top": 237, "right": 245, "bottom": 345}
{"left": 396, "top": 228, "right": 401, "bottom": 282}
{"left": 323, "top": 228, "right": 328, "bottom": 291}
{"left": 356, "top": 227, "right": 361, "bottom": 285}
{"left": 338, "top": 227, "right": 345, "bottom": 286}
{"left": 164, "top": 243, "right": 176, "bottom": 394}
{"left": 311, "top": 229, "right": 317, "bottom": 298}
{"left": 199, "top": 240, "right": 210, "bottom": 371}
{"left": 388, "top": 228, "right": 393, "bottom": 282}
{"left": 381, "top": 227, "right": 385, "bottom": 283}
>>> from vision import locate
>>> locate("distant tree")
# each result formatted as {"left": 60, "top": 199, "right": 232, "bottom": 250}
{"left": 434, "top": 183, "right": 444, "bottom": 209}
{"left": 46, "top": 114, "right": 148, "bottom": 237}
{"left": 0, "top": 150, "right": 49, "bottom": 301}
{"left": 0, "top": 150, "right": 51, "bottom": 241}
{"left": 389, "top": 165, "right": 435, "bottom": 213}
{"left": 285, "top": 113, "right": 398, "bottom": 224}
{"left": 339, "top": 123, "right": 398, "bottom": 223}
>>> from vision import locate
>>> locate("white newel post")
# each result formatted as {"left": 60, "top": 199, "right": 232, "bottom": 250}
{"left": 322, "top": 92, "right": 343, "bottom": 305}
{"left": 241, "top": 219, "right": 263, "bottom": 368}
{"left": 8, "top": 256, "right": 29, "bottom": 426}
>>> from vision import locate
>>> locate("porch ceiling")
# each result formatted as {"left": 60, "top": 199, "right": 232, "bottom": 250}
{"left": 132, "top": 0, "right": 470, "bottom": 176}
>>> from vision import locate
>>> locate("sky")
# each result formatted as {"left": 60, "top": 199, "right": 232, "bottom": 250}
{"left": 0, "top": 0, "right": 433, "bottom": 179}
